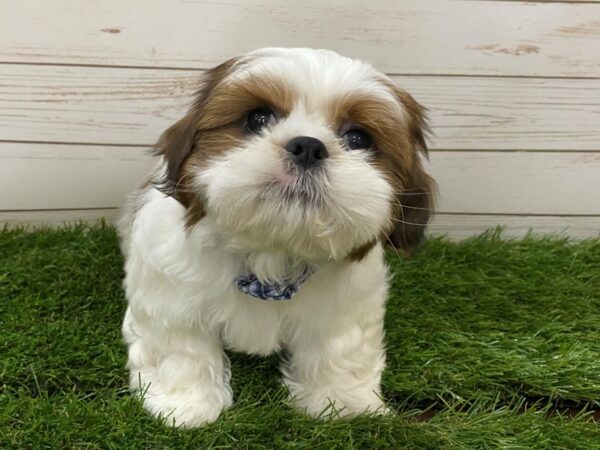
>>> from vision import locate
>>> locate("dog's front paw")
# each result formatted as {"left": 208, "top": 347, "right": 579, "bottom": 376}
{"left": 286, "top": 381, "right": 389, "bottom": 419}
{"left": 137, "top": 377, "right": 233, "bottom": 428}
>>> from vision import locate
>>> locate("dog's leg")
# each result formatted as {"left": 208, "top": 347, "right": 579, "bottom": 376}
{"left": 122, "top": 307, "right": 232, "bottom": 428}
{"left": 281, "top": 310, "right": 388, "bottom": 418}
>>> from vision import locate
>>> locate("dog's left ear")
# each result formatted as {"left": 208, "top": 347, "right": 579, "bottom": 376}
{"left": 386, "top": 89, "right": 435, "bottom": 255}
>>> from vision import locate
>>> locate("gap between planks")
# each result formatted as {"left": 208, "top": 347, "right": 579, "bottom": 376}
{"left": 1, "top": 140, "right": 598, "bottom": 154}
{"left": 1, "top": 61, "right": 599, "bottom": 81}
{"left": 2, "top": 208, "right": 599, "bottom": 218}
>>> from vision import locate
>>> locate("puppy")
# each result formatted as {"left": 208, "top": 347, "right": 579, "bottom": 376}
{"left": 119, "top": 47, "right": 434, "bottom": 428}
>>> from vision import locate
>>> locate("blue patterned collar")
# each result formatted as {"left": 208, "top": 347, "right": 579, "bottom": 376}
{"left": 235, "top": 266, "right": 315, "bottom": 301}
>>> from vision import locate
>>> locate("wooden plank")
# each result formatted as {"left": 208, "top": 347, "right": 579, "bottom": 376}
{"left": 1, "top": 0, "right": 600, "bottom": 77}
{"left": 0, "top": 65, "right": 197, "bottom": 147}
{"left": 2, "top": 209, "right": 598, "bottom": 240}
{"left": 429, "top": 214, "right": 600, "bottom": 240}
{"left": 425, "top": 151, "right": 600, "bottom": 215}
{"left": 1, "top": 143, "right": 599, "bottom": 215}
{"left": 0, "top": 144, "right": 155, "bottom": 210}
{"left": 400, "top": 76, "right": 600, "bottom": 151}
{"left": 2, "top": 64, "right": 599, "bottom": 151}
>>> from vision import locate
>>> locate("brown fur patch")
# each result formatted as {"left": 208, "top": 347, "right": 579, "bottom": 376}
{"left": 382, "top": 85, "right": 435, "bottom": 255}
{"left": 153, "top": 57, "right": 244, "bottom": 202}
{"left": 152, "top": 57, "right": 298, "bottom": 228}
{"left": 181, "top": 124, "right": 247, "bottom": 228}
{"left": 347, "top": 240, "right": 376, "bottom": 262}
{"left": 330, "top": 83, "right": 435, "bottom": 255}
{"left": 196, "top": 74, "right": 296, "bottom": 130}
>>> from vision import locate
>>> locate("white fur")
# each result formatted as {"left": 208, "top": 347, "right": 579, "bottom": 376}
{"left": 120, "top": 48, "right": 400, "bottom": 428}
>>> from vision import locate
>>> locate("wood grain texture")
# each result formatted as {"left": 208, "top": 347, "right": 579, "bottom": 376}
{"left": 2, "top": 64, "right": 599, "bottom": 151}
{"left": 426, "top": 151, "right": 600, "bottom": 215}
{"left": 1, "top": 0, "right": 600, "bottom": 76}
{"left": 0, "top": 144, "right": 155, "bottom": 210}
{"left": 2, "top": 143, "right": 599, "bottom": 215}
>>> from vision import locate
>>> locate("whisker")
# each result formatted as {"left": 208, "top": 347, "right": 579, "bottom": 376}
{"left": 391, "top": 202, "right": 435, "bottom": 212}
{"left": 389, "top": 216, "right": 436, "bottom": 227}
{"left": 398, "top": 196, "right": 407, "bottom": 241}
{"left": 398, "top": 191, "right": 437, "bottom": 196}
{"left": 385, "top": 235, "right": 402, "bottom": 259}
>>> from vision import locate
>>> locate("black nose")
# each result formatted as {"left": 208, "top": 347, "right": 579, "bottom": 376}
{"left": 284, "top": 136, "right": 328, "bottom": 169}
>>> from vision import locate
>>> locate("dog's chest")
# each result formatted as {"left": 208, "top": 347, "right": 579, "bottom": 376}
{"left": 218, "top": 293, "right": 287, "bottom": 356}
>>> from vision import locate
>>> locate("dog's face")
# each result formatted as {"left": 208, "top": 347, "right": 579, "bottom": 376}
{"left": 156, "top": 48, "right": 433, "bottom": 261}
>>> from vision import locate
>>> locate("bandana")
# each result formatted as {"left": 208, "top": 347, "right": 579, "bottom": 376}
{"left": 235, "top": 266, "right": 314, "bottom": 301}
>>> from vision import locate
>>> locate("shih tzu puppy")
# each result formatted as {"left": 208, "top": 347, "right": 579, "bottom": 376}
{"left": 119, "top": 47, "right": 434, "bottom": 428}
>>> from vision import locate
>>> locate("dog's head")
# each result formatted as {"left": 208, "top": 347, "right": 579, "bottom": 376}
{"left": 155, "top": 48, "right": 434, "bottom": 261}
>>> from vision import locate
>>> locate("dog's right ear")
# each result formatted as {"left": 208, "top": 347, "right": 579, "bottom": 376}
{"left": 153, "top": 57, "right": 241, "bottom": 206}
{"left": 153, "top": 112, "right": 199, "bottom": 206}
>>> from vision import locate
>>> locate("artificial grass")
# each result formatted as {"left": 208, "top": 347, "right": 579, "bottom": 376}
{"left": 1, "top": 224, "right": 599, "bottom": 449}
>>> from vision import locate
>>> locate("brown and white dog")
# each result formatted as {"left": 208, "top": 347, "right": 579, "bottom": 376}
{"left": 119, "top": 47, "right": 434, "bottom": 427}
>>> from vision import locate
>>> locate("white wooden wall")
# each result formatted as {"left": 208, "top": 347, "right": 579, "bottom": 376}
{"left": 1, "top": 0, "right": 599, "bottom": 238}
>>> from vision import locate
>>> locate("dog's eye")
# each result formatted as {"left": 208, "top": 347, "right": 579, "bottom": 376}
{"left": 246, "top": 108, "right": 276, "bottom": 134}
{"left": 343, "top": 129, "right": 372, "bottom": 150}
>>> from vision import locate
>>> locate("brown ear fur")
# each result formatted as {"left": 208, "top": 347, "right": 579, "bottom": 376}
{"left": 386, "top": 88, "right": 435, "bottom": 255}
{"left": 153, "top": 58, "right": 240, "bottom": 207}
{"left": 153, "top": 113, "right": 199, "bottom": 207}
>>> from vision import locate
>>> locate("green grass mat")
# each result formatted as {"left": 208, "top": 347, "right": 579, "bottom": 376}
{"left": 1, "top": 224, "right": 599, "bottom": 449}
